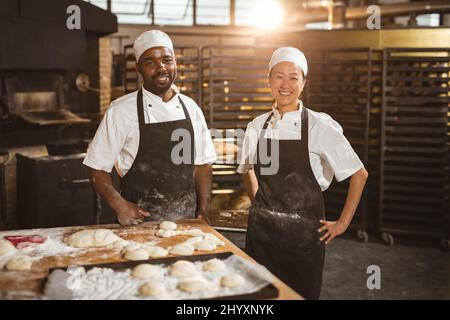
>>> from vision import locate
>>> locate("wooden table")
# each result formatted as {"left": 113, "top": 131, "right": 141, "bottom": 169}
{"left": 0, "top": 219, "right": 302, "bottom": 300}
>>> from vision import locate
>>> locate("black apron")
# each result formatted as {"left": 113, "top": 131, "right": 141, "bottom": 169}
{"left": 120, "top": 89, "right": 196, "bottom": 221}
{"left": 245, "top": 107, "right": 325, "bottom": 300}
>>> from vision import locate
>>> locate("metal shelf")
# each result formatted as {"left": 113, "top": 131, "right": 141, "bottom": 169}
{"left": 379, "top": 48, "right": 450, "bottom": 243}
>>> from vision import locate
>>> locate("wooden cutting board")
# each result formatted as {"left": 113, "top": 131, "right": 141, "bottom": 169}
{"left": 0, "top": 219, "right": 302, "bottom": 300}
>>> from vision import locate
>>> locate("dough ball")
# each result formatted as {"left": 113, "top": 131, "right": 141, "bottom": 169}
{"left": 180, "top": 229, "right": 205, "bottom": 237}
{"left": 110, "top": 239, "right": 129, "bottom": 249}
{"left": 169, "top": 260, "right": 196, "bottom": 278}
{"left": 221, "top": 274, "right": 245, "bottom": 288}
{"left": 123, "top": 243, "right": 141, "bottom": 252}
{"left": 65, "top": 229, "right": 122, "bottom": 248}
{"left": 145, "top": 246, "right": 168, "bottom": 258}
{"left": 0, "top": 239, "right": 16, "bottom": 256}
{"left": 139, "top": 281, "right": 168, "bottom": 299}
{"left": 193, "top": 239, "right": 216, "bottom": 252}
{"left": 132, "top": 264, "right": 161, "bottom": 279}
{"left": 169, "top": 243, "right": 194, "bottom": 256}
{"left": 177, "top": 277, "right": 209, "bottom": 293}
{"left": 124, "top": 248, "right": 149, "bottom": 261}
{"left": 183, "top": 236, "right": 204, "bottom": 246}
{"left": 6, "top": 256, "right": 33, "bottom": 271}
{"left": 159, "top": 221, "right": 177, "bottom": 231}
{"left": 156, "top": 229, "right": 180, "bottom": 238}
{"left": 203, "top": 259, "right": 226, "bottom": 272}
{"left": 204, "top": 233, "right": 225, "bottom": 246}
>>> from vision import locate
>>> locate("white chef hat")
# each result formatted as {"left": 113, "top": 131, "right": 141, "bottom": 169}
{"left": 269, "top": 47, "right": 308, "bottom": 77}
{"left": 134, "top": 30, "right": 174, "bottom": 62}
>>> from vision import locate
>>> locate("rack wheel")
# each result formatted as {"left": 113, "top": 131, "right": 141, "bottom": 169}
{"left": 356, "top": 229, "right": 369, "bottom": 243}
{"left": 381, "top": 232, "right": 394, "bottom": 246}
{"left": 440, "top": 239, "right": 450, "bottom": 251}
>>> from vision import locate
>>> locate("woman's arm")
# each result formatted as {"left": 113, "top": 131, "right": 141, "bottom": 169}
{"left": 318, "top": 167, "right": 368, "bottom": 244}
{"left": 242, "top": 168, "right": 259, "bottom": 203}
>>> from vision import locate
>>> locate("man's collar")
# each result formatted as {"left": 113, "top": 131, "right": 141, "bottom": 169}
{"left": 142, "top": 84, "right": 179, "bottom": 104}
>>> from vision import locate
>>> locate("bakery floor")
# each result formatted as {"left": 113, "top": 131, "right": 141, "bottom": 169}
{"left": 217, "top": 230, "right": 450, "bottom": 300}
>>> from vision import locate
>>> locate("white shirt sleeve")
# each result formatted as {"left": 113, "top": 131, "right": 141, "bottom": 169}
{"left": 83, "top": 105, "right": 128, "bottom": 173}
{"left": 191, "top": 103, "right": 217, "bottom": 165}
{"left": 318, "top": 117, "right": 364, "bottom": 182}
{"left": 237, "top": 121, "right": 259, "bottom": 174}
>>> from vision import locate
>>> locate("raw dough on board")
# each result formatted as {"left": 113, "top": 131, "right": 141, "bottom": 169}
{"left": 159, "top": 221, "right": 177, "bottom": 231}
{"left": 192, "top": 239, "right": 216, "bottom": 252}
{"left": 65, "top": 229, "right": 122, "bottom": 248}
{"left": 145, "top": 246, "right": 168, "bottom": 258}
{"left": 5, "top": 256, "right": 33, "bottom": 271}
{"left": 0, "top": 239, "right": 16, "bottom": 256}
{"left": 169, "top": 243, "right": 194, "bottom": 256}
{"left": 124, "top": 248, "right": 149, "bottom": 261}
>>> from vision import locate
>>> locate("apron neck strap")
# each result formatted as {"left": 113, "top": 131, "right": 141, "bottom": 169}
{"left": 137, "top": 89, "right": 145, "bottom": 127}
{"left": 261, "top": 107, "right": 308, "bottom": 136}
{"left": 177, "top": 96, "right": 191, "bottom": 121}
{"left": 301, "top": 107, "right": 308, "bottom": 140}
{"left": 262, "top": 112, "right": 273, "bottom": 130}
{"left": 136, "top": 89, "right": 191, "bottom": 127}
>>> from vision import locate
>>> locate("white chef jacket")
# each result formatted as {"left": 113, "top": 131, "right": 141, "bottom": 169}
{"left": 237, "top": 101, "right": 364, "bottom": 191}
{"left": 83, "top": 86, "right": 217, "bottom": 177}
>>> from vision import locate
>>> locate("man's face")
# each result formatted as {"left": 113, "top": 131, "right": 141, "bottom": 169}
{"left": 136, "top": 46, "right": 177, "bottom": 95}
{"left": 269, "top": 61, "right": 306, "bottom": 108}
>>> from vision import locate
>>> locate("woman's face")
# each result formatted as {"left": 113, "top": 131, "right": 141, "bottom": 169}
{"left": 269, "top": 61, "right": 306, "bottom": 108}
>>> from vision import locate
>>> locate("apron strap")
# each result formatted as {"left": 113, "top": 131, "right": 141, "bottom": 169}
{"left": 178, "top": 96, "right": 191, "bottom": 121}
{"left": 136, "top": 89, "right": 192, "bottom": 127}
{"left": 262, "top": 112, "right": 273, "bottom": 131}
{"left": 299, "top": 107, "right": 309, "bottom": 154}
{"left": 136, "top": 89, "right": 145, "bottom": 128}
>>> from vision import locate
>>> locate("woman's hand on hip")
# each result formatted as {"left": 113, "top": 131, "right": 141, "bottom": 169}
{"left": 318, "top": 220, "right": 348, "bottom": 244}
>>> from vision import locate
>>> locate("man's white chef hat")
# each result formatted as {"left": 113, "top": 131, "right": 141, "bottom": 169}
{"left": 269, "top": 47, "right": 308, "bottom": 77}
{"left": 134, "top": 30, "right": 174, "bottom": 62}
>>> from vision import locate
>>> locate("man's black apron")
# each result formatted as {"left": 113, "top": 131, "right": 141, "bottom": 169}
{"left": 245, "top": 107, "right": 325, "bottom": 300}
{"left": 120, "top": 89, "right": 196, "bottom": 220}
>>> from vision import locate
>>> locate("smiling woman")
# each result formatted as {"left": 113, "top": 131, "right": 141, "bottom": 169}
{"left": 238, "top": 46, "right": 368, "bottom": 299}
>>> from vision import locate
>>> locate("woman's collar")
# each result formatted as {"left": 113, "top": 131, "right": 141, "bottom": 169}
{"left": 272, "top": 100, "right": 303, "bottom": 119}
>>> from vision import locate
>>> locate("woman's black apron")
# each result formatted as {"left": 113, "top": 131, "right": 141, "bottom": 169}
{"left": 245, "top": 107, "right": 325, "bottom": 300}
{"left": 120, "top": 89, "right": 196, "bottom": 220}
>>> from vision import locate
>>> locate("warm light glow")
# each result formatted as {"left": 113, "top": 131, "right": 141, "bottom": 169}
{"left": 249, "top": 1, "right": 283, "bottom": 29}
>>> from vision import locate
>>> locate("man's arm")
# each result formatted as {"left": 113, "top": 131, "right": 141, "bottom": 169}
{"left": 194, "top": 164, "right": 213, "bottom": 220}
{"left": 242, "top": 169, "right": 258, "bottom": 202}
{"left": 87, "top": 168, "right": 150, "bottom": 225}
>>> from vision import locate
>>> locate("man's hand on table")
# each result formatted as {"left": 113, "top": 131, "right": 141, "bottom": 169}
{"left": 114, "top": 199, "right": 151, "bottom": 226}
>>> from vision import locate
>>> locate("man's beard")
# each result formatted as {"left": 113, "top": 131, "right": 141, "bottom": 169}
{"left": 144, "top": 71, "right": 176, "bottom": 95}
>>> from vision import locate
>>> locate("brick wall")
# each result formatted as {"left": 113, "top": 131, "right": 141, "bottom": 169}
{"left": 99, "top": 37, "right": 112, "bottom": 114}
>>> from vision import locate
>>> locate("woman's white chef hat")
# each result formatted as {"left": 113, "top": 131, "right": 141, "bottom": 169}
{"left": 269, "top": 47, "right": 308, "bottom": 77}
{"left": 134, "top": 30, "right": 174, "bottom": 62}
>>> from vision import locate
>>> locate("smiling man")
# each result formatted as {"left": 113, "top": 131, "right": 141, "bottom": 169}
{"left": 83, "top": 30, "right": 216, "bottom": 226}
